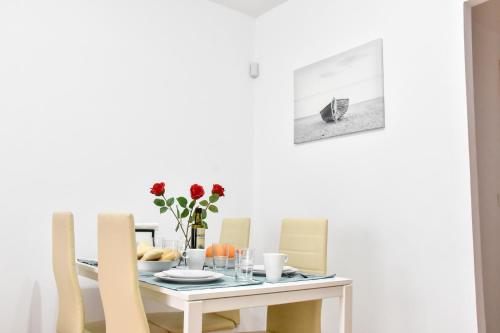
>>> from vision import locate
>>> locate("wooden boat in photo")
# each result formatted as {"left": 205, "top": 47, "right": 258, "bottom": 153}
{"left": 320, "top": 97, "right": 349, "bottom": 123}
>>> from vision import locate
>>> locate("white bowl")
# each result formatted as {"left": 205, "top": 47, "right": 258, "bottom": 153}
{"left": 137, "top": 260, "right": 176, "bottom": 272}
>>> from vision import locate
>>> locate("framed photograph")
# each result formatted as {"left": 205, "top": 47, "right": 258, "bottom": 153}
{"left": 135, "top": 223, "right": 159, "bottom": 246}
{"left": 294, "top": 39, "right": 385, "bottom": 144}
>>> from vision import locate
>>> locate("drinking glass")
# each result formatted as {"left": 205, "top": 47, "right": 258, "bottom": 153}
{"left": 161, "top": 239, "right": 181, "bottom": 261}
{"left": 235, "top": 248, "right": 255, "bottom": 281}
{"left": 212, "top": 243, "right": 229, "bottom": 272}
{"left": 162, "top": 239, "right": 179, "bottom": 250}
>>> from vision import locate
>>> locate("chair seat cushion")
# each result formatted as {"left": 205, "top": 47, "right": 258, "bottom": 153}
{"left": 149, "top": 321, "right": 172, "bottom": 333}
{"left": 84, "top": 320, "right": 170, "bottom": 333}
{"left": 147, "top": 311, "right": 236, "bottom": 333}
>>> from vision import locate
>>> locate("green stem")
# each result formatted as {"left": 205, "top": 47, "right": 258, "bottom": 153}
{"left": 203, "top": 203, "right": 212, "bottom": 218}
{"left": 162, "top": 195, "right": 187, "bottom": 239}
{"left": 187, "top": 200, "right": 197, "bottom": 226}
{"left": 186, "top": 224, "right": 192, "bottom": 249}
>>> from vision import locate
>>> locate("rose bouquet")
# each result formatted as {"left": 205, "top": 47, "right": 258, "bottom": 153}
{"left": 149, "top": 182, "right": 225, "bottom": 247}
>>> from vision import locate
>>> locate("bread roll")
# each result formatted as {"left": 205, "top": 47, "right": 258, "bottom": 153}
{"left": 137, "top": 242, "right": 152, "bottom": 260}
{"left": 141, "top": 248, "right": 163, "bottom": 261}
{"left": 160, "top": 249, "right": 179, "bottom": 261}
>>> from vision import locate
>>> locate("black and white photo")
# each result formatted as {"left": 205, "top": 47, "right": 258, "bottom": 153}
{"left": 294, "top": 39, "right": 385, "bottom": 144}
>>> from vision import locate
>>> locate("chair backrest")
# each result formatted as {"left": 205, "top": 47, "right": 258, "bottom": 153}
{"left": 98, "top": 213, "right": 150, "bottom": 333}
{"left": 267, "top": 218, "right": 328, "bottom": 333}
{"left": 214, "top": 217, "right": 251, "bottom": 326}
{"left": 52, "top": 212, "right": 85, "bottom": 333}
{"left": 279, "top": 218, "right": 328, "bottom": 275}
{"left": 219, "top": 218, "right": 251, "bottom": 249}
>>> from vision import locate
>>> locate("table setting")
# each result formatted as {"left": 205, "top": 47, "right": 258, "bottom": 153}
{"left": 134, "top": 244, "right": 337, "bottom": 291}
{"left": 73, "top": 181, "right": 352, "bottom": 333}
{"left": 78, "top": 239, "right": 337, "bottom": 293}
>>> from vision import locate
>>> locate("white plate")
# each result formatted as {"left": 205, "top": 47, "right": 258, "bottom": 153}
{"left": 162, "top": 269, "right": 214, "bottom": 279}
{"left": 154, "top": 271, "right": 225, "bottom": 283}
{"left": 252, "top": 265, "right": 298, "bottom": 275}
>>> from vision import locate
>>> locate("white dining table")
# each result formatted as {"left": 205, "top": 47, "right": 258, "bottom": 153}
{"left": 77, "top": 262, "right": 352, "bottom": 333}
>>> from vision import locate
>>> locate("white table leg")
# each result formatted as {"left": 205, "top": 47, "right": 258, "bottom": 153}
{"left": 183, "top": 301, "right": 203, "bottom": 333}
{"left": 339, "top": 284, "right": 352, "bottom": 333}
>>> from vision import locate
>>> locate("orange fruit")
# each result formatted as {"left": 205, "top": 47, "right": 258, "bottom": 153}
{"left": 205, "top": 245, "right": 213, "bottom": 257}
{"left": 224, "top": 244, "right": 235, "bottom": 258}
{"left": 213, "top": 243, "right": 225, "bottom": 256}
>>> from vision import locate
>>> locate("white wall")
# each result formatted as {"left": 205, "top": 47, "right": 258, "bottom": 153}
{"left": 0, "top": 0, "right": 481, "bottom": 332}
{"left": 0, "top": 1, "right": 254, "bottom": 332}
{"left": 251, "top": 0, "right": 478, "bottom": 333}
{"left": 472, "top": 1, "right": 500, "bottom": 332}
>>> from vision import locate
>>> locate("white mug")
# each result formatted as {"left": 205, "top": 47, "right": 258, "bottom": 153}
{"left": 186, "top": 249, "right": 205, "bottom": 270}
{"left": 263, "top": 253, "right": 288, "bottom": 283}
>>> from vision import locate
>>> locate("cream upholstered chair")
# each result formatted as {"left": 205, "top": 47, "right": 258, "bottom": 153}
{"left": 97, "top": 213, "right": 169, "bottom": 333}
{"left": 215, "top": 218, "right": 252, "bottom": 325}
{"left": 147, "top": 217, "right": 252, "bottom": 333}
{"left": 52, "top": 212, "right": 106, "bottom": 333}
{"left": 220, "top": 218, "right": 251, "bottom": 250}
{"left": 247, "top": 218, "right": 328, "bottom": 333}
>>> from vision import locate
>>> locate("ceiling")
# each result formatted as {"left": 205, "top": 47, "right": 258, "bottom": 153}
{"left": 208, "top": 0, "right": 288, "bottom": 17}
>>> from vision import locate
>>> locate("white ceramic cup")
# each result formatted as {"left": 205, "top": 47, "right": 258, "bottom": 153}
{"left": 263, "top": 253, "right": 288, "bottom": 283}
{"left": 186, "top": 249, "right": 205, "bottom": 270}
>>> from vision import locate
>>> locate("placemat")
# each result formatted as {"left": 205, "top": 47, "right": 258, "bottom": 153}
{"left": 139, "top": 273, "right": 263, "bottom": 291}
{"left": 252, "top": 272, "right": 336, "bottom": 284}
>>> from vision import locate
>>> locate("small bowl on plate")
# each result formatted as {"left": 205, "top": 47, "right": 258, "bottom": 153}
{"left": 137, "top": 260, "right": 176, "bottom": 272}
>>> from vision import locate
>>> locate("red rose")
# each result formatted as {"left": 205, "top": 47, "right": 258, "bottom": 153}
{"left": 150, "top": 182, "right": 165, "bottom": 196}
{"left": 190, "top": 184, "right": 205, "bottom": 200}
{"left": 212, "top": 184, "right": 225, "bottom": 197}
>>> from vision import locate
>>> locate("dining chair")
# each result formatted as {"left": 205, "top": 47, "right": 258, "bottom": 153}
{"left": 215, "top": 217, "right": 252, "bottom": 325}
{"left": 147, "top": 217, "right": 251, "bottom": 333}
{"left": 97, "top": 213, "right": 170, "bottom": 333}
{"left": 245, "top": 218, "right": 328, "bottom": 333}
{"left": 52, "top": 212, "right": 106, "bottom": 333}
{"left": 219, "top": 217, "right": 251, "bottom": 250}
